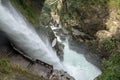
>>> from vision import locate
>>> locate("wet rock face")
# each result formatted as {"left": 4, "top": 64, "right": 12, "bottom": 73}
{"left": 52, "top": 27, "right": 69, "bottom": 61}
{"left": 49, "top": 70, "right": 75, "bottom": 80}
{"left": 54, "top": 42, "right": 64, "bottom": 61}
{"left": 71, "top": 28, "right": 93, "bottom": 42}
{"left": 0, "top": 31, "right": 10, "bottom": 46}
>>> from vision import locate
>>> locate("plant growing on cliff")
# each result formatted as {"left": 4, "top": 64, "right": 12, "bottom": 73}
{"left": 0, "top": 59, "right": 12, "bottom": 74}
{"left": 100, "top": 38, "right": 116, "bottom": 52}
{"left": 97, "top": 53, "right": 120, "bottom": 80}
{"left": 11, "top": 0, "right": 45, "bottom": 27}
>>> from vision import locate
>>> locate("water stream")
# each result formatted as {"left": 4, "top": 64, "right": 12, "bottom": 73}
{"left": 0, "top": 0, "right": 101, "bottom": 80}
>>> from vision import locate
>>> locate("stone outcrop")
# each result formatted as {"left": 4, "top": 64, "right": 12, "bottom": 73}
{"left": 54, "top": 42, "right": 64, "bottom": 61}
{"left": 49, "top": 70, "right": 75, "bottom": 80}
{"left": 96, "top": 30, "right": 112, "bottom": 40}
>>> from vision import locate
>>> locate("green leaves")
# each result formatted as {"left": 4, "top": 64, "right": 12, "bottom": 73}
{"left": 97, "top": 53, "right": 120, "bottom": 80}
{"left": 101, "top": 38, "right": 116, "bottom": 51}
{"left": 0, "top": 59, "right": 12, "bottom": 74}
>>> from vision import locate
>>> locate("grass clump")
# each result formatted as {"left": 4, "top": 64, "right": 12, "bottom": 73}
{"left": 0, "top": 59, "right": 12, "bottom": 74}
{"left": 108, "top": 0, "right": 120, "bottom": 9}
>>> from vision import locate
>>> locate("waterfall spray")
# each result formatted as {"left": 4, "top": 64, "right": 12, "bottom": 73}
{"left": 0, "top": 0, "right": 63, "bottom": 69}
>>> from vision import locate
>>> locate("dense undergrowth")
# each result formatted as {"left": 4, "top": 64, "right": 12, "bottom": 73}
{"left": 96, "top": 37, "right": 120, "bottom": 80}
{"left": 97, "top": 53, "right": 120, "bottom": 80}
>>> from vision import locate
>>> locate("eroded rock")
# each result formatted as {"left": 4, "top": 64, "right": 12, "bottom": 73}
{"left": 49, "top": 70, "right": 75, "bottom": 80}
{"left": 96, "top": 30, "right": 112, "bottom": 40}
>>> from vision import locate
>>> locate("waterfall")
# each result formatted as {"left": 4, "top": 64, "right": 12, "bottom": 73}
{"left": 0, "top": 0, "right": 63, "bottom": 69}
{"left": 0, "top": 0, "right": 102, "bottom": 80}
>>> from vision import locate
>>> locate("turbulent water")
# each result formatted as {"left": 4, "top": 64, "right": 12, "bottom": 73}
{"left": 63, "top": 40, "right": 101, "bottom": 80}
{"left": 0, "top": 0, "right": 63, "bottom": 69}
{"left": 51, "top": 25, "right": 102, "bottom": 80}
{"left": 0, "top": 0, "right": 101, "bottom": 80}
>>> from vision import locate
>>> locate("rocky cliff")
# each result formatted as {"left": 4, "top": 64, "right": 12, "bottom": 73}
{"left": 56, "top": 0, "right": 120, "bottom": 80}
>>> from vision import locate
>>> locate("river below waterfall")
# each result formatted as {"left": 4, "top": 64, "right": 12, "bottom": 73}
{"left": 51, "top": 25, "right": 102, "bottom": 80}
{"left": 63, "top": 40, "right": 101, "bottom": 80}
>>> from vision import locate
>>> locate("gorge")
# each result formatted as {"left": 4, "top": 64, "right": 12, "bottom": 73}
{"left": 0, "top": 0, "right": 120, "bottom": 80}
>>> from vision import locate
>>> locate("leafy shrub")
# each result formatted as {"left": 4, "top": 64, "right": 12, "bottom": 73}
{"left": 100, "top": 38, "right": 116, "bottom": 51}
{"left": 97, "top": 53, "right": 120, "bottom": 80}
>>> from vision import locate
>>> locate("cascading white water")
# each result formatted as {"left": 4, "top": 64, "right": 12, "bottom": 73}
{"left": 0, "top": 0, "right": 63, "bottom": 69}
{"left": 51, "top": 25, "right": 102, "bottom": 80}
{"left": 63, "top": 39, "right": 101, "bottom": 80}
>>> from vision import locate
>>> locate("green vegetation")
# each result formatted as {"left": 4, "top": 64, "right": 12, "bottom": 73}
{"left": 59, "top": 0, "right": 120, "bottom": 35}
{"left": 0, "top": 59, "right": 12, "bottom": 74}
{"left": 10, "top": 0, "right": 45, "bottom": 27}
{"left": 100, "top": 38, "right": 116, "bottom": 52}
{"left": 0, "top": 59, "right": 48, "bottom": 80}
{"left": 39, "top": 0, "right": 59, "bottom": 27}
{"left": 108, "top": 0, "right": 120, "bottom": 9}
{"left": 97, "top": 53, "right": 120, "bottom": 80}
{"left": 94, "top": 37, "right": 120, "bottom": 80}
{"left": 60, "top": 0, "right": 109, "bottom": 23}
{"left": 39, "top": 0, "right": 52, "bottom": 27}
